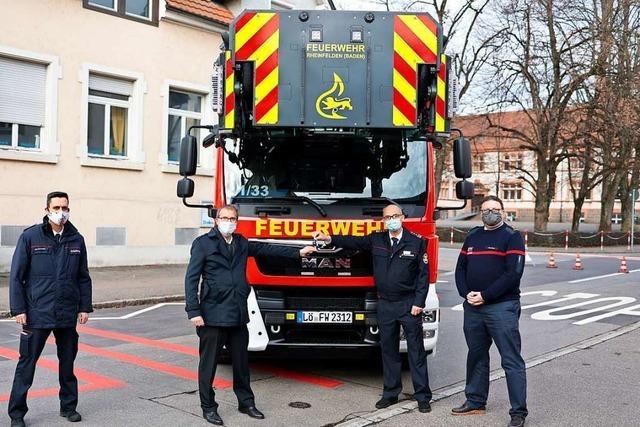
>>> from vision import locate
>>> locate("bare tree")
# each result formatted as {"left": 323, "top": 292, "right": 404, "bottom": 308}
{"left": 482, "top": 0, "right": 606, "bottom": 231}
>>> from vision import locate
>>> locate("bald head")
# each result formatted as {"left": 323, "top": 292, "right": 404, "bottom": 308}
{"left": 382, "top": 204, "right": 403, "bottom": 218}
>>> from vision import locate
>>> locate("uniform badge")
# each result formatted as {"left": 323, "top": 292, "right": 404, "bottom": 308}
{"left": 423, "top": 253, "right": 429, "bottom": 264}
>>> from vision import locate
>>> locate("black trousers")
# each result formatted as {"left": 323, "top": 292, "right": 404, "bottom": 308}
{"left": 197, "top": 325, "right": 255, "bottom": 410}
{"left": 8, "top": 327, "right": 79, "bottom": 420}
{"left": 378, "top": 298, "right": 432, "bottom": 402}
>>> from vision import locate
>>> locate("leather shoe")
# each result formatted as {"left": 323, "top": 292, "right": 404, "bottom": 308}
{"left": 59, "top": 410, "right": 82, "bottom": 422}
{"left": 10, "top": 419, "right": 26, "bottom": 427}
{"left": 238, "top": 406, "right": 265, "bottom": 419}
{"left": 418, "top": 400, "right": 432, "bottom": 413}
{"left": 375, "top": 397, "right": 398, "bottom": 409}
{"left": 451, "top": 402, "right": 486, "bottom": 415}
{"left": 509, "top": 415, "right": 526, "bottom": 427}
{"left": 203, "top": 409, "right": 223, "bottom": 425}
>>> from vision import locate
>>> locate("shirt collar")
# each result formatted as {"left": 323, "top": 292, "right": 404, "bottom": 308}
{"left": 389, "top": 229, "right": 403, "bottom": 243}
{"left": 54, "top": 227, "right": 64, "bottom": 237}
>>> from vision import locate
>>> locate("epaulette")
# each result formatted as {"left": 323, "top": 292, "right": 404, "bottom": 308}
{"left": 24, "top": 224, "right": 38, "bottom": 231}
{"left": 409, "top": 230, "right": 422, "bottom": 239}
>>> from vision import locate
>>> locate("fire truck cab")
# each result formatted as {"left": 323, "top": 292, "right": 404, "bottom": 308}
{"left": 176, "top": 8, "right": 473, "bottom": 355}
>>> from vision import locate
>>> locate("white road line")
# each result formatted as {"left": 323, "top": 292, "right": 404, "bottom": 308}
{"left": 568, "top": 269, "right": 640, "bottom": 283}
{"left": 0, "top": 302, "right": 185, "bottom": 322}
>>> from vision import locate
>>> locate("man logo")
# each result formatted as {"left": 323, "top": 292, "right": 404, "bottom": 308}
{"left": 315, "top": 73, "right": 353, "bottom": 120}
{"left": 302, "top": 257, "right": 351, "bottom": 269}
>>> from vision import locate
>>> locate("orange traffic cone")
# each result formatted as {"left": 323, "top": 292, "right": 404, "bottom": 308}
{"left": 619, "top": 256, "right": 629, "bottom": 273}
{"left": 573, "top": 253, "right": 584, "bottom": 270}
{"left": 547, "top": 253, "right": 558, "bottom": 268}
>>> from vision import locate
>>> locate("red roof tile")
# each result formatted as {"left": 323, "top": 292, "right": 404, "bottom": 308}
{"left": 166, "top": 0, "right": 234, "bottom": 26}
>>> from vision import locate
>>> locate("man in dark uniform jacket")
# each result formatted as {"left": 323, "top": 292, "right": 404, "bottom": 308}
{"left": 185, "top": 205, "right": 316, "bottom": 425}
{"left": 313, "top": 203, "right": 432, "bottom": 413}
{"left": 8, "top": 191, "right": 92, "bottom": 427}
{"left": 452, "top": 195, "right": 527, "bottom": 427}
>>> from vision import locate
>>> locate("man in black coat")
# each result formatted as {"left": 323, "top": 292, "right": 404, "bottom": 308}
{"left": 313, "top": 203, "right": 432, "bottom": 413}
{"left": 8, "top": 191, "right": 92, "bottom": 427}
{"left": 185, "top": 205, "right": 316, "bottom": 425}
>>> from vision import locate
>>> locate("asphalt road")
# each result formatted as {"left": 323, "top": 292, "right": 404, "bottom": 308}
{"left": 1, "top": 249, "right": 639, "bottom": 426}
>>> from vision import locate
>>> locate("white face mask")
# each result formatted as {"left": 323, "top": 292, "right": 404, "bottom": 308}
{"left": 217, "top": 221, "right": 236, "bottom": 236}
{"left": 48, "top": 210, "right": 69, "bottom": 226}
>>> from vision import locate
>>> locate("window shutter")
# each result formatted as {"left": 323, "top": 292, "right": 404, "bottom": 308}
{"left": 0, "top": 56, "right": 46, "bottom": 127}
{"left": 89, "top": 73, "right": 134, "bottom": 96}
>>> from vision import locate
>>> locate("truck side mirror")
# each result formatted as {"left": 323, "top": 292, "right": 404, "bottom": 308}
{"left": 179, "top": 135, "right": 198, "bottom": 176}
{"left": 177, "top": 177, "right": 195, "bottom": 198}
{"left": 453, "top": 137, "right": 472, "bottom": 179}
{"left": 456, "top": 180, "right": 474, "bottom": 200}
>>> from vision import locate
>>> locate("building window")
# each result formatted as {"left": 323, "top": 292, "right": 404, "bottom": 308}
{"left": 167, "top": 89, "right": 203, "bottom": 163}
{"left": 439, "top": 180, "right": 451, "bottom": 199}
{"left": 84, "top": 0, "right": 157, "bottom": 25}
{"left": 0, "top": 56, "right": 46, "bottom": 151}
{"left": 472, "top": 154, "right": 485, "bottom": 172}
{"left": 506, "top": 211, "right": 517, "bottom": 221}
{"left": 0, "top": 48, "right": 60, "bottom": 163}
{"left": 87, "top": 74, "right": 133, "bottom": 158}
{"left": 502, "top": 183, "right": 522, "bottom": 201}
{"left": 502, "top": 153, "right": 523, "bottom": 171}
{"left": 569, "top": 156, "right": 585, "bottom": 170}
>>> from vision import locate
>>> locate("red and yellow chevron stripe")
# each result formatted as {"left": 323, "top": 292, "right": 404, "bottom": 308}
{"left": 224, "top": 51, "right": 235, "bottom": 129}
{"left": 435, "top": 54, "right": 447, "bottom": 132}
{"left": 392, "top": 14, "right": 438, "bottom": 127}
{"left": 234, "top": 12, "right": 279, "bottom": 125}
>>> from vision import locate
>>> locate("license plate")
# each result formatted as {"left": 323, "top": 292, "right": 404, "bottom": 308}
{"left": 296, "top": 311, "right": 352, "bottom": 324}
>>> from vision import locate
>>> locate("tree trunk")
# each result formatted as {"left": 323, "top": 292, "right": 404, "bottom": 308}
{"left": 534, "top": 157, "right": 552, "bottom": 232}
{"left": 571, "top": 196, "right": 585, "bottom": 232}
{"left": 599, "top": 172, "right": 623, "bottom": 231}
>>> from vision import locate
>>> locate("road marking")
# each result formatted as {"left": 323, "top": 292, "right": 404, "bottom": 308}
{"left": 0, "top": 346, "right": 125, "bottom": 401}
{"left": 568, "top": 269, "right": 640, "bottom": 283}
{"left": 78, "top": 325, "right": 343, "bottom": 389}
{"left": 334, "top": 320, "right": 640, "bottom": 427}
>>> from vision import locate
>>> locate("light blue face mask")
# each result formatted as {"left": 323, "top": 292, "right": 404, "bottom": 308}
{"left": 384, "top": 218, "right": 402, "bottom": 232}
{"left": 217, "top": 221, "right": 236, "bottom": 236}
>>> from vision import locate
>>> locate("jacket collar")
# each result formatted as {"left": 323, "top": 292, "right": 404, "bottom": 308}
{"left": 41, "top": 216, "right": 79, "bottom": 239}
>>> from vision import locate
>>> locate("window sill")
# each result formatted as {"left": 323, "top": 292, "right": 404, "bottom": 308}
{"left": 81, "top": 156, "right": 144, "bottom": 171}
{"left": 161, "top": 163, "right": 214, "bottom": 177}
{"left": 0, "top": 149, "right": 58, "bottom": 164}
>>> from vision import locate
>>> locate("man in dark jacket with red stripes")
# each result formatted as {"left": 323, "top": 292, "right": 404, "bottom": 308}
{"left": 8, "top": 192, "right": 92, "bottom": 427}
{"left": 452, "top": 195, "right": 528, "bottom": 427}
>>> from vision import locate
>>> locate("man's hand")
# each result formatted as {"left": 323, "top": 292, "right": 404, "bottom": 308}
{"left": 15, "top": 314, "right": 27, "bottom": 326}
{"left": 190, "top": 316, "right": 205, "bottom": 327}
{"left": 78, "top": 312, "right": 89, "bottom": 324}
{"left": 311, "top": 231, "right": 331, "bottom": 242}
{"left": 300, "top": 246, "right": 317, "bottom": 257}
{"left": 411, "top": 306, "right": 423, "bottom": 316}
{"left": 467, "top": 291, "right": 485, "bottom": 306}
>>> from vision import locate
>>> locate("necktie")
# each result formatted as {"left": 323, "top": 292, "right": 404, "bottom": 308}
{"left": 55, "top": 234, "right": 61, "bottom": 244}
{"left": 391, "top": 237, "right": 398, "bottom": 249}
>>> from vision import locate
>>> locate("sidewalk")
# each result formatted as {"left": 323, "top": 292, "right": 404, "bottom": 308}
{"left": 441, "top": 242, "right": 640, "bottom": 255}
{"left": 0, "top": 264, "right": 187, "bottom": 316}
{"left": 375, "top": 326, "right": 640, "bottom": 427}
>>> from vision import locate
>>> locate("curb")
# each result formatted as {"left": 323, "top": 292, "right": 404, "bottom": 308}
{"left": 0, "top": 295, "right": 185, "bottom": 319}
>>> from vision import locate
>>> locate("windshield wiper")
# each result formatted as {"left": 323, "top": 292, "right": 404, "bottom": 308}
{"left": 328, "top": 196, "right": 396, "bottom": 205}
{"left": 234, "top": 196, "right": 327, "bottom": 217}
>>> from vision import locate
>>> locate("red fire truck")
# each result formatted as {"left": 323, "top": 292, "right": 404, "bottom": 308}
{"left": 176, "top": 6, "right": 473, "bottom": 355}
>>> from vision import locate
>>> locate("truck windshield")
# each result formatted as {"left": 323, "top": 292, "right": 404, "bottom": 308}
{"left": 225, "top": 137, "right": 427, "bottom": 214}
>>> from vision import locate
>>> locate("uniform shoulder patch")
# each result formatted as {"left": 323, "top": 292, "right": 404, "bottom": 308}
{"left": 423, "top": 253, "right": 429, "bottom": 264}
{"left": 409, "top": 230, "right": 422, "bottom": 238}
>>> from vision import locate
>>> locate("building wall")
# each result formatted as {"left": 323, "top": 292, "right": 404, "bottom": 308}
{"left": 0, "top": 0, "right": 225, "bottom": 270}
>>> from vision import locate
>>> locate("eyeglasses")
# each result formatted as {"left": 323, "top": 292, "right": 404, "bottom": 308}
{"left": 481, "top": 209, "right": 501, "bottom": 215}
{"left": 382, "top": 214, "right": 404, "bottom": 221}
{"left": 217, "top": 216, "right": 238, "bottom": 223}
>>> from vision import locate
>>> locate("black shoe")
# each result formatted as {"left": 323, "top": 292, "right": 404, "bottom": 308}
{"left": 10, "top": 419, "right": 26, "bottom": 427}
{"left": 509, "top": 415, "right": 526, "bottom": 427}
{"left": 238, "top": 406, "right": 265, "bottom": 419}
{"left": 418, "top": 400, "right": 432, "bottom": 413}
{"left": 59, "top": 410, "right": 82, "bottom": 422}
{"left": 375, "top": 397, "right": 398, "bottom": 409}
{"left": 203, "top": 409, "right": 223, "bottom": 425}
{"left": 451, "top": 402, "right": 486, "bottom": 415}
